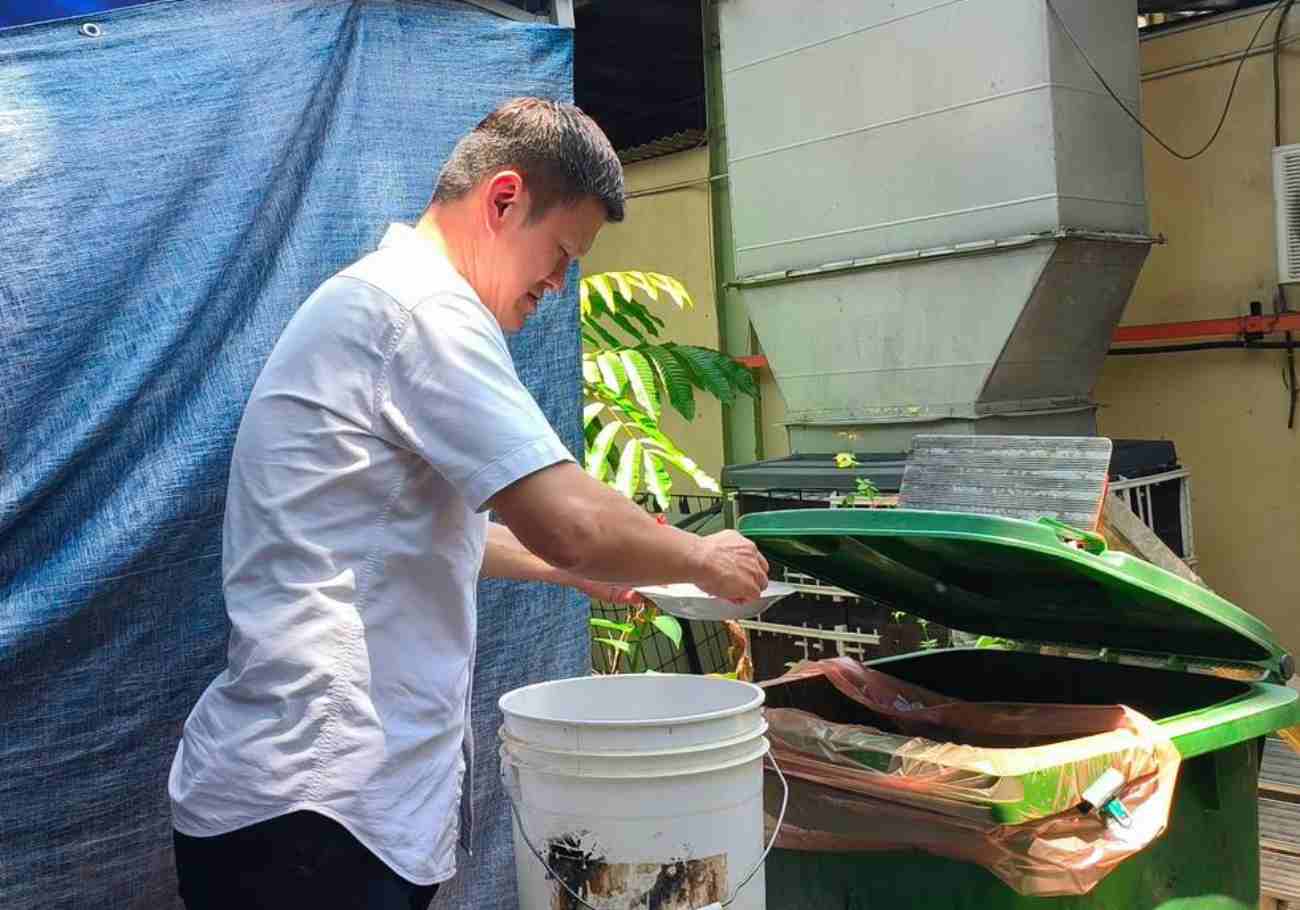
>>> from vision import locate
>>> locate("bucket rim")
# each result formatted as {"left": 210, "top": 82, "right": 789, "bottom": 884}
{"left": 499, "top": 736, "right": 771, "bottom": 780}
{"left": 498, "top": 674, "right": 765, "bottom": 729}
{"left": 496, "top": 719, "right": 769, "bottom": 758}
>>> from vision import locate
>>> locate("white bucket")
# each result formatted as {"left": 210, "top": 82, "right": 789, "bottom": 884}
{"left": 498, "top": 674, "right": 784, "bottom": 910}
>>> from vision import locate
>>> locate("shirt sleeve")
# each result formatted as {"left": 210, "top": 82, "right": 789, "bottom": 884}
{"left": 378, "top": 293, "right": 575, "bottom": 512}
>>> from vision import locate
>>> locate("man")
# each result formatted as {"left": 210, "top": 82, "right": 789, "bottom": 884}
{"left": 168, "top": 98, "right": 768, "bottom": 910}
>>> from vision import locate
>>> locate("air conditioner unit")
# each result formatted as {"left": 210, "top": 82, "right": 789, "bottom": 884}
{"left": 1272, "top": 143, "right": 1300, "bottom": 284}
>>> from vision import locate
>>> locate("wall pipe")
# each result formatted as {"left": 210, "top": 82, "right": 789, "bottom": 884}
{"left": 731, "top": 312, "right": 1300, "bottom": 370}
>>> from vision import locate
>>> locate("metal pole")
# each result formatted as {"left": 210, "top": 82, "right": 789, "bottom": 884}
{"left": 702, "top": 0, "right": 761, "bottom": 465}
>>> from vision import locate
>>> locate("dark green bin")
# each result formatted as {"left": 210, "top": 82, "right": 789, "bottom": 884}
{"left": 739, "top": 508, "right": 1300, "bottom": 910}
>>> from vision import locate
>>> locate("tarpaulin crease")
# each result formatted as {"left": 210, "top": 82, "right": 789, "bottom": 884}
{"left": 0, "top": 4, "right": 581, "bottom": 909}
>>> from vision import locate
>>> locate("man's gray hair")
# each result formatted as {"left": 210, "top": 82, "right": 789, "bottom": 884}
{"left": 432, "top": 98, "right": 625, "bottom": 223}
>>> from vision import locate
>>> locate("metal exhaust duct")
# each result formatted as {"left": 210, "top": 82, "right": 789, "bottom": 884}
{"left": 717, "top": 0, "right": 1156, "bottom": 452}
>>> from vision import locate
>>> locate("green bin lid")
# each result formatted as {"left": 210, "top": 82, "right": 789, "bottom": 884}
{"left": 738, "top": 508, "right": 1292, "bottom": 676}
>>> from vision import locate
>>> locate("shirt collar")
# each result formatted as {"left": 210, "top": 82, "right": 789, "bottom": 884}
{"left": 379, "top": 223, "right": 479, "bottom": 301}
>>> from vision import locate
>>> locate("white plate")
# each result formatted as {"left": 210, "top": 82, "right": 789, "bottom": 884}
{"left": 635, "top": 581, "right": 797, "bottom": 621}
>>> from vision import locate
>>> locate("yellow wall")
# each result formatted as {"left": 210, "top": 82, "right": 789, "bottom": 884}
{"left": 1095, "top": 10, "right": 1300, "bottom": 654}
{"left": 581, "top": 148, "right": 726, "bottom": 495}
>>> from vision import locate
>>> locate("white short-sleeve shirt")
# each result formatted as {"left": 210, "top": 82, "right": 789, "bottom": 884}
{"left": 168, "top": 224, "right": 573, "bottom": 885}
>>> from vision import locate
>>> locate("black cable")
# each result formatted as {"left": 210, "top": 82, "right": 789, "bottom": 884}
{"left": 1280, "top": 288, "right": 1298, "bottom": 428}
{"left": 1275, "top": 0, "right": 1297, "bottom": 145}
{"left": 1047, "top": 0, "right": 1283, "bottom": 160}
{"left": 1274, "top": 3, "right": 1299, "bottom": 428}
{"left": 1285, "top": 331, "right": 1297, "bottom": 428}
{"left": 1109, "top": 340, "right": 1298, "bottom": 355}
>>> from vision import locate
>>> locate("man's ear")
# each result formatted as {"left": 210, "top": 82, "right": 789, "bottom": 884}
{"left": 484, "top": 171, "right": 525, "bottom": 233}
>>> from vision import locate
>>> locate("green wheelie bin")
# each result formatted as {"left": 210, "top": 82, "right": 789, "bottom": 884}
{"left": 739, "top": 507, "right": 1300, "bottom": 910}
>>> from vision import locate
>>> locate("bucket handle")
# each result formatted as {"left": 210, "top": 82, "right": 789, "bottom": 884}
{"left": 501, "top": 751, "right": 789, "bottom": 910}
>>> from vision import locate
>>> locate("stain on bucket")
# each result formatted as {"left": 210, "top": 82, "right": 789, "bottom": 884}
{"left": 546, "top": 835, "right": 726, "bottom": 910}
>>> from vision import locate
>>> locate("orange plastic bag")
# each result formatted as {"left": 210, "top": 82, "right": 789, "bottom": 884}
{"left": 1278, "top": 723, "right": 1300, "bottom": 756}
{"left": 761, "top": 658, "right": 1181, "bottom": 897}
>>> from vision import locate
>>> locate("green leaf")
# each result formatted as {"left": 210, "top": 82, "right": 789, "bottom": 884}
{"left": 579, "top": 279, "right": 592, "bottom": 317}
{"left": 614, "top": 438, "right": 643, "bottom": 498}
{"left": 585, "top": 422, "right": 621, "bottom": 480}
{"left": 596, "top": 351, "right": 628, "bottom": 395}
{"left": 643, "top": 448, "right": 672, "bottom": 511}
{"left": 651, "top": 614, "right": 683, "bottom": 649}
{"left": 584, "top": 317, "right": 626, "bottom": 350}
{"left": 610, "top": 271, "right": 635, "bottom": 302}
{"left": 620, "top": 297, "right": 663, "bottom": 339}
{"left": 642, "top": 440, "right": 721, "bottom": 493}
{"left": 686, "top": 346, "right": 744, "bottom": 403}
{"left": 717, "top": 352, "right": 759, "bottom": 398}
{"left": 584, "top": 419, "right": 619, "bottom": 481}
{"left": 645, "top": 345, "right": 696, "bottom": 420}
{"left": 583, "top": 402, "right": 605, "bottom": 427}
{"left": 582, "top": 357, "right": 601, "bottom": 385}
{"left": 591, "top": 385, "right": 659, "bottom": 430}
{"left": 648, "top": 273, "right": 692, "bottom": 310}
{"left": 593, "top": 636, "right": 631, "bottom": 654}
{"left": 619, "top": 349, "right": 660, "bottom": 420}
{"left": 667, "top": 344, "right": 734, "bottom": 405}
{"left": 588, "top": 273, "right": 616, "bottom": 312}
{"left": 681, "top": 345, "right": 757, "bottom": 403}
{"left": 589, "top": 617, "right": 635, "bottom": 634}
{"left": 601, "top": 394, "right": 675, "bottom": 450}
{"left": 605, "top": 306, "right": 647, "bottom": 344}
{"left": 623, "top": 270, "right": 659, "bottom": 301}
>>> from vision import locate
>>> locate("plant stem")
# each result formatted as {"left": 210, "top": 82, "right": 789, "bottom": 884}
{"left": 609, "top": 604, "right": 647, "bottom": 675}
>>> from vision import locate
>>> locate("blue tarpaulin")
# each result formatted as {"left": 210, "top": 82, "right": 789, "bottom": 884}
{"left": 0, "top": 2, "right": 585, "bottom": 907}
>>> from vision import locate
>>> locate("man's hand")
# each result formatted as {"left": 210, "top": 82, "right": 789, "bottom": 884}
{"left": 693, "top": 530, "right": 769, "bottom": 603}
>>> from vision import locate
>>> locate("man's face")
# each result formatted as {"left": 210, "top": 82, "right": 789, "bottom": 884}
{"left": 489, "top": 194, "right": 606, "bottom": 334}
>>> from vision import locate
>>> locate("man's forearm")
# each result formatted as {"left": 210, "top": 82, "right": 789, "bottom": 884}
{"left": 481, "top": 522, "right": 640, "bottom": 604}
{"left": 489, "top": 464, "right": 767, "bottom": 601}
{"left": 481, "top": 522, "right": 567, "bottom": 584}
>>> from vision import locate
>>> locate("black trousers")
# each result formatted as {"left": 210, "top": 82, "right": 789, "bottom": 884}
{"left": 173, "top": 811, "right": 440, "bottom": 910}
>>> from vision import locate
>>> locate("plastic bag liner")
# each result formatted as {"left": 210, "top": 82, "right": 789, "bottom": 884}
{"left": 760, "top": 658, "right": 1181, "bottom": 897}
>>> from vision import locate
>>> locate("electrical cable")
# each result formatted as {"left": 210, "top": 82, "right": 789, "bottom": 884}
{"left": 1047, "top": 0, "right": 1283, "bottom": 160}
{"left": 1274, "top": 0, "right": 1299, "bottom": 427}
{"left": 1109, "top": 340, "right": 1299, "bottom": 354}
{"left": 1276, "top": 0, "right": 1297, "bottom": 145}
{"left": 1280, "top": 291, "right": 1297, "bottom": 428}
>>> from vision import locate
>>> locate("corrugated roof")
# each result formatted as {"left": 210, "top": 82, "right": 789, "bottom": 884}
{"left": 618, "top": 129, "right": 707, "bottom": 164}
